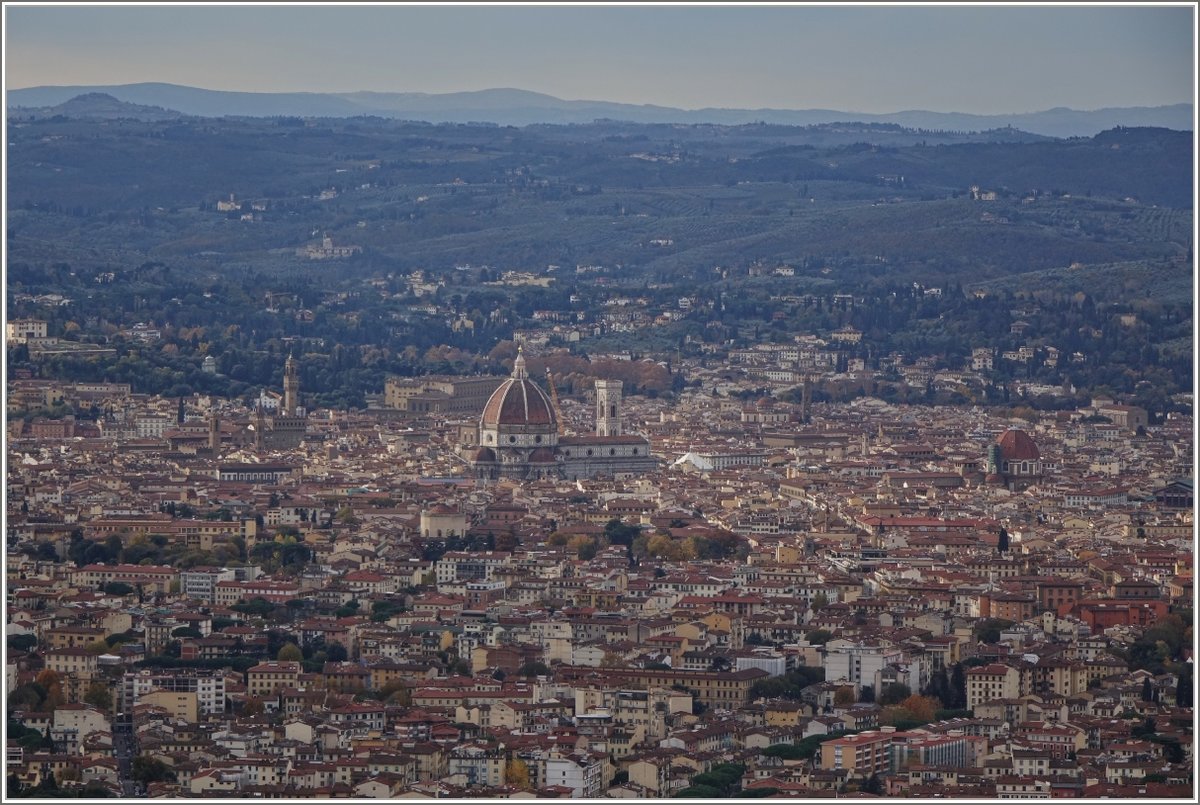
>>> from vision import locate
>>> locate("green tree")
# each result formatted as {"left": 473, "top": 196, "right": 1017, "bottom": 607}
{"left": 950, "top": 663, "right": 968, "bottom": 709}
{"left": 863, "top": 773, "right": 883, "bottom": 795}
{"left": 1176, "top": 665, "right": 1192, "bottom": 707}
{"left": 83, "top": 681, "right": 113, "bottom": 711}
{"left": 518, "top": 661, "right": 551, "bottom": 678}
{"left": 805, "top": 629, "right": 833, "bottom": 646}
{"left": 878, "top": 683, "right": 912, "bottom": 706}
{"left": 131, "top": 755, "right": 177, "bottom": 785}
{"left": 674, "top": 784, "right": 723, "bottom": 798}
{"left": 973, "top": 618, "right": 1012, "bottom": 645}
{"left": 277, "top": 642, "right": 303, "bottom": 662}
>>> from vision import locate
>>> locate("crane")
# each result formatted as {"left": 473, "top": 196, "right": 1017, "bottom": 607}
{"left": 545, "top": 368, "right": 566, "bottom": 437}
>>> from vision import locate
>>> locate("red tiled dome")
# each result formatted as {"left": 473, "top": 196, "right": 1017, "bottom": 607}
{"left": 996, "top": 429, "right": 1040, "bottom": 461}
{"left": 480, "top": 350, "right": 556, "bottom": 430}
{"left": 481, "top": 378, "right": 556, "bottom": 428}
{"left": 528, "top": 447, "right": 557, "bottom": 463}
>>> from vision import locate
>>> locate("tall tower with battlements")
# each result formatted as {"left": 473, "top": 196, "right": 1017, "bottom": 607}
{"left": 283, "top": 354, "right": 299, "bottom": 415}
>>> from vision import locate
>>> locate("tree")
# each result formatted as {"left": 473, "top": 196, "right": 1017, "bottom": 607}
{"left": 505, "top": 758, "right": 531, "bottom": 789}
{"left": 1176, "top": 665, "right": 1192, "bottom": 707}
{"left": 277, "top": 642, "right": 303, "bottom": 662}
{"left": 231, "top": 597, "right": 274, "bottom": 618}
{"left": 131, "top": 755, "right": 177, "bottom": 784}
{"left": 240, "top": 697, "right": 264, "bottom": 717}
{"left": 860, "top": 684, "right": 876, "bottom": 703}
{"left": 950, "top": 663, "right": 968, "bottom": 709}
{"left": 898, "top": 694, "right": 940, "bottom": 723}
{"left": 518, "top": 661, "right": 551, "bottom": 678}
{"left": 973, "top": 618, "right": 1012, "bottom": 645}
{"left": 863, "top": 773, "right": 884, "bottom": 795}
{"left": 83, "top": 681, "right": 113, "bottom": 711}
{"left": 810, "top": 592, "right": 829, "bottom": 612}
{"left": 834, "top": 686, "right": 856, "bottom": 707}
{"left": 1141, "top": 677, "right": 1154, "bottom": 702}
{"left": 878, "top": 682, "right": 911, "bottom": 706}
{"left": 39, "top": 770, "right": 58, "bottom": 792}
{"left": 997, "top": 526, "right": 1009, "bottom": 554}
{"left": 33, "top": 670, "right": 63, "bottom": 712}
{"left": 805, "top": 629, "right": 833, "bottom": 646}
{"left": 675, "top": 784, "right": 723, "bottom": 798}
{"left": 327, "top": 642, "right": 348, "bottom": 662}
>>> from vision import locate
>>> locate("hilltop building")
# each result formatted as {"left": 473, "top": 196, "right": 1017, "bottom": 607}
{"left": 299, "top": 234, "right": 361, "bottom": 260}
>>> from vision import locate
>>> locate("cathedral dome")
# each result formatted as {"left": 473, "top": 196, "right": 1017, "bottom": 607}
{"left": 528, "top": 447, "right": 557, "bottom": 464}
{"left": 996, "top": 429, "right": 1040, "bottom": 461}
{"left": 471, "top": 446, "right": 497, "bottom": 463}
{"left": 480, "top": 350, "right": 557, "bottom": 431}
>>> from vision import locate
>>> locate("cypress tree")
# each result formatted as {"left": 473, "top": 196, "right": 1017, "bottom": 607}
{"left": 1175, "top": 665, "right": 1192, "bottom": 707}
{"left": 951, "top": 663, "right": 967, "bottom": 709}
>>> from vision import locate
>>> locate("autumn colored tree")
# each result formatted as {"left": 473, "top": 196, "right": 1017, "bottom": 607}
{"left": 34, "top": 670, "right": 63, "bottom": 712}
{"left": 505, "top": 758, "right": 531, "bottom": 789}
{"left": 833, "top": 686, "right": 856, "bottom": 707}
{"left": 879, "top": 705, "right": 914, "bottom": 727}
{"left": 567, "top": 535, "right": 598, "bottom": 560}
{"left": 898, "top": 694, "right": 940, "bottom": 723}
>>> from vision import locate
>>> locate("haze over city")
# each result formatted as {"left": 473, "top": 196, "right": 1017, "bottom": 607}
{"left": 4, "top": 3, "right": 1196, "bottom": 114}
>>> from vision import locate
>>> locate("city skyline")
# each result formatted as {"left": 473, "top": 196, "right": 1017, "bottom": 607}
{"left": 4, "top": 3, "right": 1196, "bottom": 115}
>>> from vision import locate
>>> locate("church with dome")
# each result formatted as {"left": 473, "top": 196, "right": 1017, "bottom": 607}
{"left": 464, "top": 349, "right": 658, "bottom": 481}
{"left": 986, "top": 428, "right": 1045, "bottom": 491}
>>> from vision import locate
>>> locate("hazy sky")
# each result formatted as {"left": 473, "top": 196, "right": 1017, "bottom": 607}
{"left": 4, "top": 4, "right": 1195, "bottom": 113}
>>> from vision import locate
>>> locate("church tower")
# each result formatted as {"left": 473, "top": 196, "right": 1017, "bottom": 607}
{"left": 209, "top": 408, "right": 220, "bottom": 453}
{"left": 283, "top": 354, "right": 299, "bottom": 415}
{"left": 595, "top": 380, "right": 622, "bottom": 437}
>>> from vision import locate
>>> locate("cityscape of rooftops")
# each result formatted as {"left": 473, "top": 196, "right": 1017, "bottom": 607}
{"left": 3, "top": 3, "right": 1196, "bottom": 802}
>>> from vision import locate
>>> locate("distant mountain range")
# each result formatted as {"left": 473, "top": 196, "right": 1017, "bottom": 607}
{"left": 7, "top": 82, "right": 1193, "bottom": 137}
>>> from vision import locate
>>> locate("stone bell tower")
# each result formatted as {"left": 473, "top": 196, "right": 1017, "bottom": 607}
{"left": 595, "top": 379, "right": 622, "bottom": 437}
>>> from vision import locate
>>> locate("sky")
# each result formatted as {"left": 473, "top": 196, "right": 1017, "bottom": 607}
{"left": 3, "top": 4, "right": 1196, "bottom": 114}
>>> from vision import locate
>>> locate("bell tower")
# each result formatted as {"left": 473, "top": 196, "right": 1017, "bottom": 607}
{"left": 283, "top": 354, "right": 299, "bottom": 415}
{"left": 595, "top": 379, "right": 622, "bottom": 437}
{"left": 209, "top": 408, "right": 220, "bottom": 453}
